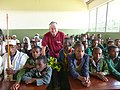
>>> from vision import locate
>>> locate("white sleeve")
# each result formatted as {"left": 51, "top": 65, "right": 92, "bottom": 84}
{"left": 0, "top": 56, "right": 3, "bottom": 74}
{"left": 19, "top": 53, "right": 29, "bottom": 70}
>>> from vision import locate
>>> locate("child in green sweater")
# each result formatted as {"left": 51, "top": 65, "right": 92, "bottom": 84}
{"left": 89, "top": 47, "right": 109, "bottom": 82}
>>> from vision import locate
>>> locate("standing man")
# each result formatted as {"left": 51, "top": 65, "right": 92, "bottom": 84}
{"left": 42, "top": 21, "right": 66, "bottom": 90}
{"left": 42, "top": 21, "right": 66, "bottom": 58}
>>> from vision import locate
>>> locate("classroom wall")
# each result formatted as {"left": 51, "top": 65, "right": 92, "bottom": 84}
{"left": 0, "top": 0, "right": 87, "bottom": 11}
{"left": 2, "top": 29, "right": 85, "bottom": 42}
{"left": 0, "top": 0, "right": 89, "bottom": 37}
{"left": 0, "top": 0, "right": 89, "bottom": 30}
{"left": 1, "top": 0, "right": 119, "bottom": 42}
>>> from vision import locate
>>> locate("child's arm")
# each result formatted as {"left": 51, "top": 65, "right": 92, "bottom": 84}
{"left": 22, "top": 68, "right": 35, "bottom": 83}
{"left": 68, "top": 55, "right": 80, "bottom": 79}
{"left": 96, "top": 72, "right": 108, "bottom": 82}
{"left": 107, "top": 61, "right": 120, "bottom": 79}
{"left": 103, "top": 59, "right": 109, "bottom": 75}
{"left": 35, "top": 66, "right": 52, "bottom": 86}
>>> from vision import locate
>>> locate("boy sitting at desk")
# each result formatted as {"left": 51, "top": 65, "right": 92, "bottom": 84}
{"left": 105, "top": 45, "right": 120, "bottom": 80}
{"left": 11, "top": 46, "right": 42, "bottom": 90}
{"left": 22, "top": 55, "right": 52, "bottom": 86}
{"left": 89, "top": 47, "right": 109, "bottom": 82}
{"left": 68, "top": 41, "right": 91, "bottom": 87}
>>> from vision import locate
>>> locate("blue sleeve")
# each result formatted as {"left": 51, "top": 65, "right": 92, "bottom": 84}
{"left": 22, "top": 68, "right": 35, "bottom": 81}
{"left": 36, "top": 79, "right": 45, "bottom": 86}
{"left": 68, "top": 55, "right": 79, "bottom": 79}
{"left": 82, "top": 55, "right": 90, "bottom": 78}
{"left": 36, "top": 66, "right": 52, "bottom": 86}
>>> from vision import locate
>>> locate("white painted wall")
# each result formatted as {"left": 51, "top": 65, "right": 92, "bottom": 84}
{"left": 0, "top": 11, "right": 89, "bottom": 30}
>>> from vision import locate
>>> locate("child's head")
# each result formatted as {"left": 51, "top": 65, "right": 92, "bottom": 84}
{"left": 115, "top": 39, "right": 120, "bottom": 48}
{"left": 63, "top": 37, "right": 72, "bottom": 51}
{"left": 92, "top": 39, "right": 98, "bottom": 47}
{"left": 36, "top": 55, "right": 48, "bottom": 71}
{"left": 98, "top": 38, "right": 102, "bottom": 45}
{"left": 92, "top": 47, "right": 102, "bottom": 61}
{"left": 107, "top": 40, "right": 114, "bottom": 47}
{"left": 32, "top": 46, "right": 42, "bottom": 59}
{"left": 108, "top": 45, "right": 119, "bottom": 59}
{"left": 97, "top": 33, "right": 102, "bottom": 39}
{"left": 74, "top": 41, "right": 84, "bottom": 59}
{"left": 82, "top": 41, "right": 88, "bottom": 50}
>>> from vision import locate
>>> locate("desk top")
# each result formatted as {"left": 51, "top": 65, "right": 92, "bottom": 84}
{"left": 0, "top": 81, "right": 46, "bottom": 90}
{"left": 68, "top": 75, "right": 120, "bottom": 90}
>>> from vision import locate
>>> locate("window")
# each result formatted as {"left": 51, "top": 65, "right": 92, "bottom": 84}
{"left": 89, "top": 0, "right": 120, "bottom": 32}
{"left": 106, "top": 0, "right": 120, "bottom": 32}
{"left": 96, "top": 4, "right": 107, "bottom": 32}
{"left": 89, "top": 9, "right": 96, "bottom": 32}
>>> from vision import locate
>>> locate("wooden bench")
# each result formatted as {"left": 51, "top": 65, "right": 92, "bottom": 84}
{"left": 68, "top": 75, "right": 120, "bottom": 90}
{"left": 0, "top": 81, "right": 46, "bottom": 90}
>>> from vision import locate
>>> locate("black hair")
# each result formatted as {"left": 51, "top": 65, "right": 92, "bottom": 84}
{"left": 115, "top": 39, "right": 120, "bottom": 42}
{"left": 92, "top": 38, "right": 98, "bottom": 43}
{"left": 108, "top": 45, "right": 118, "bottom": 52}
{"left": 0, "top": 29, "right": 5, "bottom": 41}
{"left": 74, "top": 41, "right": 84, "bottom": 50}
{"left": 36, "top": 55, "right": 48, "bottom": 64}
{"left": 93, "top": 47, "right": 102, "bottom": 53}
{"left": 107, "top": 40, "right": 114, "bottom": 45}
{"left": 32, "top": 46, "right": 42, "bottom": 52}
{"left": 63, "top": 37, "right": 72, "bottom": 46}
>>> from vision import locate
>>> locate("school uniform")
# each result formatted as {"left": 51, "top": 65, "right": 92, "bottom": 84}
{"left": 89, "top": 58, "right": 109, "bottom": 75}
{"left": 58, "top": 48, "right": 71, "bottom": 90}
{"left": 16, "top": 57, "right": 36, "bottom": 83}
{"left": 86, "top": 47, "right": 93, "bottom": 57}
{"left": 22, "top": 65, "right": 52, "bottom": 86}
{"left": 106, "top": 56, "right": 120, "bottom": 79}
{"left": 68, "top": 53, "right": 90, "bottom": 79}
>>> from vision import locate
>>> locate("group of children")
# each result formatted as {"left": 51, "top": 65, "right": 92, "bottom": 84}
{"left": 0, "top": 39, "right": 52, "bottom": 90}
{"left": 57, "top": 36, "right": 120, "bottom": 89}
{"left": 0, "top": 32, "right": 119, "bottom": 90}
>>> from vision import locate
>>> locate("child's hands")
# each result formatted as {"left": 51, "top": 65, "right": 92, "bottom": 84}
{"left": 78, "top": 76, "right": 87, "bottom": 82}
{"left": 25, "top": 78, "right": 36, "bottom": 84}
{"left": 78, "top": 76, "right": 91, "bottom": 87}
{"left": 25, "top": 64, "right": 34, "bottom": 69}
{"left": 97, "top": 72, "right": 108, "bottom": 82}
{"left": 82, "top": 79, "right": 91, "bottom": 87}
{"left": 11, "top": 82, "right": 20, "bottom": 90}
{"left": 6, "top": 68, "right": 14, "bottom": 75}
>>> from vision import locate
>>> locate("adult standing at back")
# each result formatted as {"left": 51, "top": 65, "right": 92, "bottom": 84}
{"left": 42, "top": 21, "right": 66, "bottom": 58}
{"left": 42, "top": 21, "right": 66, "bottom": 90}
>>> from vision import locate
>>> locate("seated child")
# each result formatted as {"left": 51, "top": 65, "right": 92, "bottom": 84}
{"left": 104, "top": 40, "right": 114, "bottom": 56}
{"left": 68, "top": 41, "right": 91, "bottom": 87}
{"left": 105, "top": 45, "right": 120, "bottom": 80}
{"left": 22, "top": 55, "right": 52, "bottom": 86}
{"left": 89, "top": 47, "right": 109, "bottom": 82}
{"left": 86, "top": 39, "right": 98, "bottom": 57}
{"left": 11, "top": 46, "right": 42, "bottom": 90}
{"left": 59, "top": 37, "right": 73, "bottom": 71}
{"left": 58, "top": 37, "right": 73, "bottom": 90}
{"left": 114, "top": 39, "right": 120, "bottom": 56}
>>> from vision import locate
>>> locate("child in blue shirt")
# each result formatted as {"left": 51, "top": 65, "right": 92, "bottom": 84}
{"left": 22, "top": 55, "right": 52, "bottom": 86}
{"left": 68, "top": 41, "right": 91, "bottom": 87}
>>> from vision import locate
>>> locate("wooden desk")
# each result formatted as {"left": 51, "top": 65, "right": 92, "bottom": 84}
{"left": 68, "top": 75, "right": 120, "bottom": 90}
{"left": 0, "top": 81, "right": 46, "bottom": 90}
